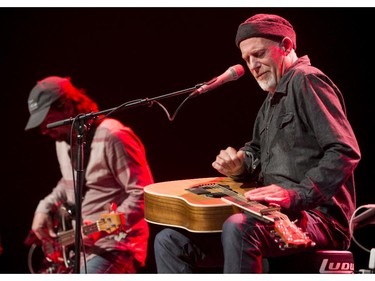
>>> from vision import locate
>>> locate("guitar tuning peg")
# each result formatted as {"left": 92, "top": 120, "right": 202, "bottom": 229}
{"left": 279, "top": 243, "right": 287, "bottom": 250}
{"left": 302, "top": 232, "right": 311, "bottom": 240}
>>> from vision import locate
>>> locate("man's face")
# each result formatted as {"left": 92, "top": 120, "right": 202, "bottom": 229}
{"left": 239, "top": 37, "right": 285, "bottom": 93}
{"left": 40, "top": 103, "right": 73, "bottom": 143}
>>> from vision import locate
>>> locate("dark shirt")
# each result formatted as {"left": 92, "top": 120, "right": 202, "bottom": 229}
{"left": 239, "top": 55, "right": 361, "bottom": 242}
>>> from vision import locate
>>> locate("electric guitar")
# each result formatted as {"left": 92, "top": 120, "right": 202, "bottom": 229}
{"left": 30, "top": 203, "right": 126, "bottom": 273}
{"left": 144, "top": 177, "right": 315, "bottom": 249}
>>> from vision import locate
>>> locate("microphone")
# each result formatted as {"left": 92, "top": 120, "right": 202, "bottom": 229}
{"left": 191, "top": 64, "right": 245, "bottom": 96}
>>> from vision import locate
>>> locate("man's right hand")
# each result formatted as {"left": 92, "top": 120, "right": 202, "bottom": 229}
{"left": 31, "top": 212, "right": 57, "bottom": 241}
{"left": 212, "top": 146, "right": 246, "bottom": 177}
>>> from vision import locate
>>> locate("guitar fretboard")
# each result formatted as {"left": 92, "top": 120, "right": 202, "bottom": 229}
{"left": 187, "top": 183, "right": 282, "bottom": 223}
{"left": 82, "top": 223, "right": 99, "bottom": 235}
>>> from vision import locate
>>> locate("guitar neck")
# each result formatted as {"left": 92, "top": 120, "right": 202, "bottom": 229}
{"left": 41, "top": 210, "right": 124, "bottom": 268}
{"left": 208, "top": 184, "right": 281, "bottom": 223}
{"left": 57, "top": 222, "right": 98, "bottom": 247}
{"left": 216, "top": 184, "right": 314, "bottom": 248}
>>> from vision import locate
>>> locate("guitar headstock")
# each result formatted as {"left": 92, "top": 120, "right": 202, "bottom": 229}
{"left": 97, "top": 213, "right": 125, "bottom": 234}
{"left": 273, "top": 217, "right": 315, "bottom": 249}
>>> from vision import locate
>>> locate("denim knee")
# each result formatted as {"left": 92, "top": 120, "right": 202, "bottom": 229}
{"left": 222, "top": 213, "right": 246, "bottom": 237}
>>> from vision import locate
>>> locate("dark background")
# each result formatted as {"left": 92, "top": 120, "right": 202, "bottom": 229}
{"left": 0, "top": 7, "right": 373, "bottom": 273}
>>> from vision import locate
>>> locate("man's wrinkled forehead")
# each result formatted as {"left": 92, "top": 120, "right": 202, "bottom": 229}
{"left": 239, "top": 37, "right": 280, "bottom": 56}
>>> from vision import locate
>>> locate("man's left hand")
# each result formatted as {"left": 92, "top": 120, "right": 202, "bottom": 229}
{"left": 244, "top": 184, "right": 291, "bottom": 209}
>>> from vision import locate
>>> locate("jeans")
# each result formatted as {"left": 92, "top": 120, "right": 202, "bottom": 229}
{"left": 154, "top": 211, "right": 346, "bottom": 273}
{"left": 79, "top": 250, "right": 141, "bottom": 273}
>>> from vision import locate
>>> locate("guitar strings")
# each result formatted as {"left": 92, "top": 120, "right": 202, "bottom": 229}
{"left": 212, "top": 184, "right": 284, "bottom": 221}
{"left": 56, "top": 219, "right": 123, "bottom": 246}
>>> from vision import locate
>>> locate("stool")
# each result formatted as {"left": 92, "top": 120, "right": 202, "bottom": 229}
{"left": 263, "top": 250, "right": 355, "bottom": 273}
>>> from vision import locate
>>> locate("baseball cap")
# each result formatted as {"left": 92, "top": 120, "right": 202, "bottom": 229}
{"left": 25, "top": 76, "right": 72, "bottom": 130}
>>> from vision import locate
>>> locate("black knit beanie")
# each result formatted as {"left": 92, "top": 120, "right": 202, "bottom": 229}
{"left": 235, "top": 14, "right": 296, "bottom": 50}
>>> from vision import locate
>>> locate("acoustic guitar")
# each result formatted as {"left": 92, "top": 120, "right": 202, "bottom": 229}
{"left": 144, "top": 177, "right": 315, "bottom": 249}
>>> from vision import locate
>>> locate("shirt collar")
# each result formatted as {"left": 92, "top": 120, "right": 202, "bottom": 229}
{"left": 274, "top": 55, "right": 311, "bottom": 95}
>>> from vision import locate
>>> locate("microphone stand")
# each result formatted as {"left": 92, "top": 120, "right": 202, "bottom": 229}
{"left": 46, "top": 84, "right": 201, "bottom": 273}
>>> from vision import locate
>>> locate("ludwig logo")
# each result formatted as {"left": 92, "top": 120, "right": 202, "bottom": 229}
{"left": 319, "top": 258, "right": 354, "bottom": 273}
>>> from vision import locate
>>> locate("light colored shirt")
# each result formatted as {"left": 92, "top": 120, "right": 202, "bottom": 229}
{"left": 35, "top": 118, "right": 154, "bottom": 265}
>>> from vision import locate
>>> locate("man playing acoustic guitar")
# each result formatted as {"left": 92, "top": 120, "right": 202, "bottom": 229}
{"left": 153, "top": 13, "right": 361, "bottom": 273}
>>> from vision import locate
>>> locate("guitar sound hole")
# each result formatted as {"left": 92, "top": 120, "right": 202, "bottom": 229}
{"left": 205, "top": 192, "right": 227, "bottom": 198}
{"left": 185, "top": 187, "right": 211, "bottom": 195}
{"left": 187, "top": 183, "right": 235, "bottom": 198}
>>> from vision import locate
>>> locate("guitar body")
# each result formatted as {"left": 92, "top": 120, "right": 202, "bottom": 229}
{"left": 144, "top": 177, "right": 256, "bottom": 232}
{"left": 27, "top": 243, "right": 73, "bottom": 274}
{"left": 42, "top": 203, "right": 76, "bottom": 271}
{"left": 26, "top": 203, "right": 75, "bottom": 273}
